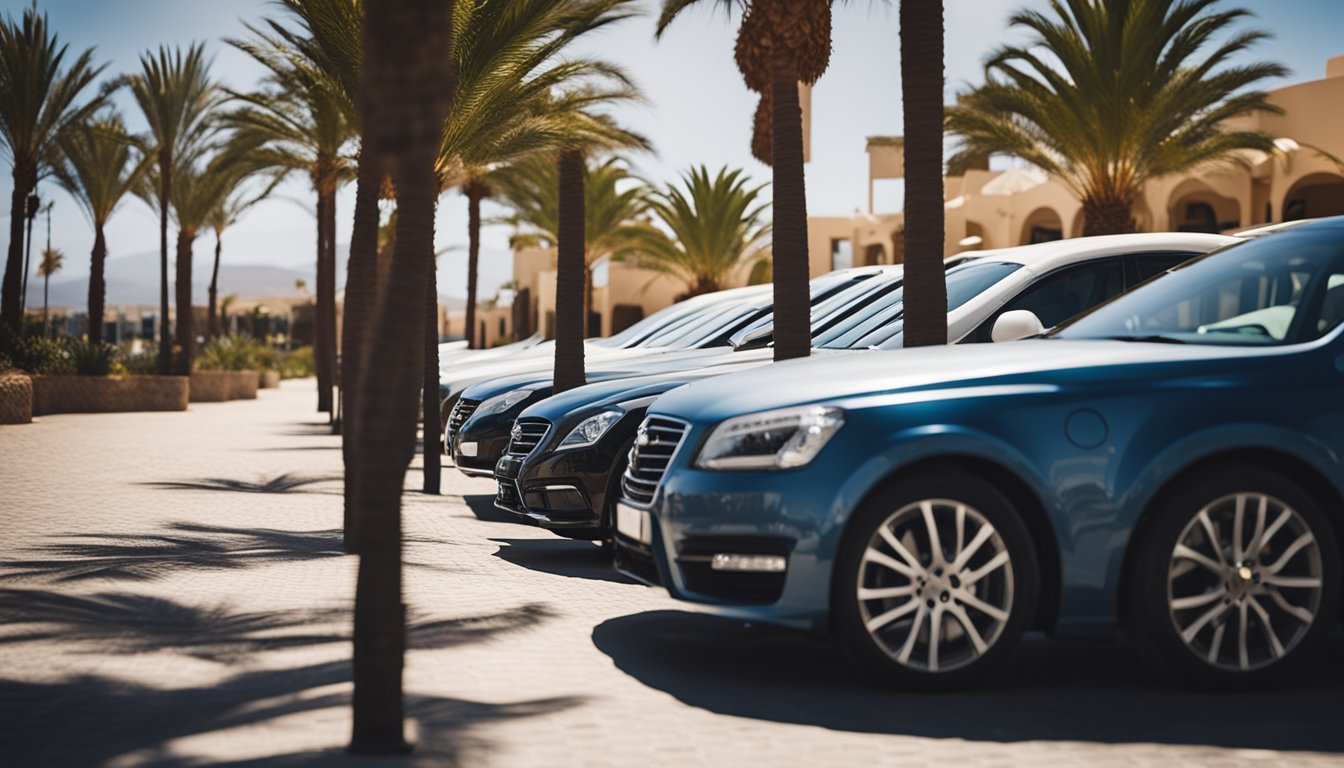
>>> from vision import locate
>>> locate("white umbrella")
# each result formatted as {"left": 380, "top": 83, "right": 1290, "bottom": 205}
{"left": 980, "top": 167, "right": 1048, "bottom": 197}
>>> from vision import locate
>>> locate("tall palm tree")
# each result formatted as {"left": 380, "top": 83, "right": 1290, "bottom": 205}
{"left": 228, "top": 21, "right": 357, "bottom": 415}
{"left": 37, "top": 246, "right": 61, "bottom": 334}
{"left": 348, "top": 0, "right": 456, "bottom": 753}
{"left": 899, "top": 0, "right": 946, "bottom": 348}
{"left": 0, "top": 6, "right": 105, "bottom": 332}
{"left": 945, "top": 0, "right": 1286, "bottom": 236}
{"left": 52, "top": 113, "right": 150, "bottom": 344}
{"left": 204, "top": 162, "right": 276, "bottom": 340}
{"left": 658, "top": 0, "right": 834, "bottom": 361}
{"left": 128, "top": 44, "right": 217, "bottom": 374}
{"left": 618, "top": 164, "right": 771, "bottom": 297}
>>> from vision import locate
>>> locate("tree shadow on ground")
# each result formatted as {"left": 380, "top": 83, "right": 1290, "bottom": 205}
{"left": 141, "top": 473, "right": 339, "bottom": 494}
{"left": 462, "top": 494, "right": 530, "bottom": 525}
{"left": 0, "top": 587, "right": 553, "bottom": 662}
{"left": 490, "top": 538, "right": 633, "bottom": 585}
{"left": 592, "top": 610, "right": 1344, "bottom": 753}
{"left": 255, "top": 445, "right": 341, "bottom": 452}
{"left": 1, "top": 661, "right": 579, "bottom": 767}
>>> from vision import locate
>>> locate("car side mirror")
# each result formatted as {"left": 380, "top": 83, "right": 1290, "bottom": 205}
{"left": 730, "top": 324, "right": 774, "bottom": 350}
{"left": 991, "top": 310, "right": 1045, "bottom": 342}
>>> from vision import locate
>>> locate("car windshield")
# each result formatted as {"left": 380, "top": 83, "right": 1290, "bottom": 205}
{"left": 815, "top": 260, "right": 1023, "bottom": 349}
{"left": 596, "top": 299, "right": 706, "bottom": 348}
{"left": 1053, "top": 229, "right": 1344, "bottom": 346}
{"left": 642, "top": 300, "right": 763, "bottom": 349}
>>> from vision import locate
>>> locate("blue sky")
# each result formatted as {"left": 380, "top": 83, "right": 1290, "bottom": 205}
{"left": 6, "top": 0, "right": 1344, "bottom": 298}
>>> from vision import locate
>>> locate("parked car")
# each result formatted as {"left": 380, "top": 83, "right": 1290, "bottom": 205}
{"left": 613, "top": 218, "right": 1344, "bottom": 688}
{"left": 446, "top": 267, "right": 891, "bottom": 475}
{"left": 498, "top": 233, "right": 1233, "bottom": 542}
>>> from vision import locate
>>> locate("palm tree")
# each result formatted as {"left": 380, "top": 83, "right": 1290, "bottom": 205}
{"left": 228, "top": 20, "right": 357, "bottom": 415}
{"left": 899, "top": 0, "right": 946, "bottom": 348}
{"left": 945, "top": 0, "right": 1286, "bottom": 236}
{"left": 37, "top": 246, "right": 61, "bottom": 334}
{"left": 128, "top": 44, "right": 217, "bottom": 374}
{"left": 618, "top": 164, "right": 771, "bottom": 297}
{"left": 658, "top": 0, "right": 834, "bottom": 361}
{"left": 204, "top": 162, "right": 275, "bottom": 341}
{"left": 348, "top": 0, "right": 456, "bottom": 753}
{"left": 0, "top": 6, "right": 105, "bottom": 332}
{"left": 52, "top": 114, "right": 151, "bottom": 344}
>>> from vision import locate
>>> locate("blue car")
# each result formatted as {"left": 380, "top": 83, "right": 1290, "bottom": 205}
{"left": 615, "top": 217, "right": 1344, "bottom": 688}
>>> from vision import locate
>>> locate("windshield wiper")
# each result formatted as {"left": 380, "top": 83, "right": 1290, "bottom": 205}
{"left": 1105, "top": 334, "right": 1186, "bottom": 344}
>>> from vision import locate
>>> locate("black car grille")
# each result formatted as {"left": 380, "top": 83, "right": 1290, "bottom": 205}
{"left": 447, "top": 398, "right": 480, "bottom": 437}
{"left": 496, "top": 478, "right": 522, "bottom": 511}
{"left": 506, "top": 418, "right": 550, "bottom": 457}
{"left": 621, "top": 416, "right": 689, "bottom": 506}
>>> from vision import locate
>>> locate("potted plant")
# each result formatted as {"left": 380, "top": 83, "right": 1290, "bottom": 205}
{"left": 192, "top": 335, "right": 261, "bottom": 401}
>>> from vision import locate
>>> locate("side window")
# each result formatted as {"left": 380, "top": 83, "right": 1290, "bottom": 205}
{"left": 971, "top": 259, "right": 1123, "bottom": 342}
{"left": 1125, "top": 251, "right": 1192, "bottom": 287}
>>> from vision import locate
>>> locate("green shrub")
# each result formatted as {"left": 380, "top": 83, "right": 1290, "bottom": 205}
{"left": 0, "top": 326, "right": 73, "bottom": 374}
{"left": 118, "top": 343, "right": 159, "bottom": 375}
{"left": 64, "top": 337, "right": 117, "bottom": 376}
{"left": 197, "top": 334, "right": 263, "bottom": 371}
{"left": 278, "top": 345, "right": 315, "bottom": 378}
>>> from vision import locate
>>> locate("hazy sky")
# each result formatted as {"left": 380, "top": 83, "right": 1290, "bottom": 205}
{"left": 6, "top": 0, "right": 1344, "bottom": 298}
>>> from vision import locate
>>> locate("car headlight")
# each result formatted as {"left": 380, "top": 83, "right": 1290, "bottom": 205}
{"left": 558, "top": 407, "right": 624, "bottom": 450}
{"left": 697, "top": 405, "right": 844, "bottom": 470}
{"left": 476, "top": 388, "right": 533, "bottom": 417}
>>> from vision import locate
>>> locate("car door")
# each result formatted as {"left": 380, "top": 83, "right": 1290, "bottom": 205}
{"left": 966, "top": 258, "right": 1124, "bottom": 343}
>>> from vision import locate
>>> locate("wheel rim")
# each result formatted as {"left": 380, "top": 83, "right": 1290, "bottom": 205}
{"left": 856, "top": 499, "right": 1015, "bottom": 673}
{"left": 1167, "top": 492, "right": 1324, "bottom": 672}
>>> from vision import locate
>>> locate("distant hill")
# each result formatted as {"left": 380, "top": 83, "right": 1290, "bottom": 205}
{"left": 29, "top": 240, "right": 509, "bottom": 312}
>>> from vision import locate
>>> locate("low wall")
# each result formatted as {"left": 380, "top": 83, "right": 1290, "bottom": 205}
{"left": 0, "top": 370, "right": 32, "bottom": 424}
{"left": 31, "top": 375, "right": 189, "bottom": 415}
{"left": 259, "top": 370, "right": 282, "bottom": 389}
{"left": 190, "top": 370, "right": 260, "bottom": 402}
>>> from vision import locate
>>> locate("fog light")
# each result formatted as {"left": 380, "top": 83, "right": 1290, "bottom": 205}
{"left": 459, "top": 441, "right": 478, "bottom": 457}
{"left": 710, "top": 554, "right": 786, "bottom": 572}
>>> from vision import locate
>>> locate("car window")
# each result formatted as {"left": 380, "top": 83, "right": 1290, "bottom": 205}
{"left": 1054, "top": 229, "right": 1344, "bottom": 346}
{"left": 968, "top": 259, "right": 1123, "bottom": 343}
{"left": 1125, "top": 251, "right": 1193, "bottom": 287}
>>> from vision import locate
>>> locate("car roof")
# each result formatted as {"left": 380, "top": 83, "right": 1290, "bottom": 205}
{"left": 1234, "top": 215, "right": 1344, "bottom": 238}
{"left": 951, "top": 232, "right": 1237, "bottom": 274}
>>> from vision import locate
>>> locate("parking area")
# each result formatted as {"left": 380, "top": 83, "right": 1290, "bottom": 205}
{"left": 1, "top": 379, "right": 1342, "bottom": 767}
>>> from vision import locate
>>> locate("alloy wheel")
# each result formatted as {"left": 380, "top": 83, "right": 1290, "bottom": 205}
{"left": 1167, "top": 492, "right": 1324, "bottom": 672}
{"left": 856, "top": 498, "right": 1015, "bottom": 673}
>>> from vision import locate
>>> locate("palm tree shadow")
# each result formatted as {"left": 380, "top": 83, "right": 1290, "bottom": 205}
{"left": 592, "top": 610, "right": 1344, "bottom": 753}
{"left": 141, "top": 473, "right": 339, "bottom": 494}
{"left": 490, "top": 538, "right": 633, "bottom": 585}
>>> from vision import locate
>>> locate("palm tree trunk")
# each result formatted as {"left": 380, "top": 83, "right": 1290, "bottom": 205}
{"left": 208, "top": 231, "right": 222, "bottom": 340}
{"left": 1, "top": 167, "right": 33, "bottom": 331}
{"left": 158, "top": 154, "right": 173, "bottom": 375}
{"left": 42, "top": 272, "right": 49, "bottom": 335}
{"left": 464, "top": 182, "right": 482, "bottom": 349}
{"left": 324, "top": 185, "right": 339, "bottom": 416}
{"left": 341, "top": 160, "right": 382, "bottom": 554}
{"left": 553, "top": 149, "right": 586, "bottom": 394}
{"left": 899, "top": 0, "right": 948, "bottom": 349}
{"left": 315, "top": 188, "right": 333, "bottom": 414}
{"left": 584, "top": 265, "right": 594, "bottom": 337}
{"left": 1082, "top": 195, "right": 1137, "bottom": 236}
{"left": 88, "top": 225, "right": 107, "bottom": 344}
{"left": 174, "top": 228, "right": 195, "bottom": 375}
{"left": 769, "top": 55, "right": 811, "bottom": 362}
{"left": 422, "top": 268, "right": 441, "bottom": 495}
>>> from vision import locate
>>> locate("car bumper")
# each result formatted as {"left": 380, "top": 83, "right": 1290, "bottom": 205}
{"left": 493, "top": 453, "right": 600, "bottom": 528}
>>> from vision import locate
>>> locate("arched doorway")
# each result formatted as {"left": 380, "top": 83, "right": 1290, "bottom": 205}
{"left": 1282, "top": 172, "right": 1344, "bottom": 221}
{"left": 1019, "top": 207, "right": 1064, "bottom": 245}
{"left": 1168, "top": 180, "right": 1240, "bottom": 234}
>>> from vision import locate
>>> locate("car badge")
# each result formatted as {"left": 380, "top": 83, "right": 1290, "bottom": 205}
{"left": 510, "top": 422, "right": 523, "bottom": 444}
{"left": 636, "top": 427, "right": 652, "bottom": 447}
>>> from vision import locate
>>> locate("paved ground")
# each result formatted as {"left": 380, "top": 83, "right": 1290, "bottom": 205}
{"left": 2, "top": 379, "right": 1343, "bottom": 767}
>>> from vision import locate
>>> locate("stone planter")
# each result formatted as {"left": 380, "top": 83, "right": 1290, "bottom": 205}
{"left": 0, "top": 370, "right": 32, "bottom": 424}
{"left": 31, "top": 374, "right": 189, "bottom": 416}
{"left": 190, "top": 370, "right": 260, "bottom": 402}
{"left": 258, "top": 369, "right": 282, "bottom": 389}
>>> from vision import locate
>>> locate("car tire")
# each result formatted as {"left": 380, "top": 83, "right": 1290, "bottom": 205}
{"left": 1126, "top": 463, "right": 1340, "bottom": 688}
{"left": 832, "top": 470, "right": 1039, "bottom": 689}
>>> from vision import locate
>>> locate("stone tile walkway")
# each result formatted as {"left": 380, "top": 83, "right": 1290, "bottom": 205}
{"left": 1, "top": 380, "right": 1341, "bottom": 767}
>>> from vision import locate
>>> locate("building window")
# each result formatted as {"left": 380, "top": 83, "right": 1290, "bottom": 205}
{"left": 830, "top": 238, "right": 852, "bottom": 271}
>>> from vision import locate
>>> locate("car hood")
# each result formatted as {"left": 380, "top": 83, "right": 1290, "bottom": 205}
{"left": 652, "top": 339, "right": 1264, "bottom": 422}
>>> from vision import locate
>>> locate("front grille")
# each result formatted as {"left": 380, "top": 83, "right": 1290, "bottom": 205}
{"left": 495, "top": 478, "right": 522, "bottom": 512}
{"left": 621, "top": 416, "right": 689, "bottom": 506}
{"left": 447, "top": 398, "right": 480, "bottom": 437}
{"left": 506, "top": 418, "right": 550, "bottom": 456}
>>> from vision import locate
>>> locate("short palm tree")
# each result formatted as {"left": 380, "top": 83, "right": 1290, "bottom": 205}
{"left": 204, "top": 165, "right": 275, "bottom": 340}
{"left": 37, "top": 246, "right": 62, "bottom": 334}
{"left": 0, "top": 6, "right": 105, "bottom": 331}
{"left": 52, "top": 113, "right": 151, "bottom": 343}
{"left": 228, "top": 20, "right": 357, "bottom": 415}
{"left": 128, "top": 44, "right": 217, "bottom": 373}
{"left": 658, "top": 0, "right": 835, "bottom": 361}
{"left": 618, "top": 164, "right": 771, "bottom": 298}
{"left": 945, "top": 0, "right": 1286, "bottom": 236}
{"left": 899, "top": 0, "right": 947, "bottom": 348}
